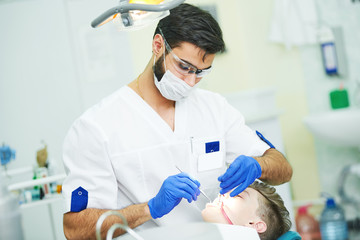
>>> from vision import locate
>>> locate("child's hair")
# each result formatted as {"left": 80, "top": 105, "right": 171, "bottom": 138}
{"left": 249, "top": 181, "right": 292, "bottom": 240}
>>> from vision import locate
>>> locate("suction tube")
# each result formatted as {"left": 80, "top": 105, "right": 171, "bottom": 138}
{"left": 95, "top": 211, "right": 144, "bottom": 240}
{"left": 338, "top": 163, "right": 360, "bottom": 205}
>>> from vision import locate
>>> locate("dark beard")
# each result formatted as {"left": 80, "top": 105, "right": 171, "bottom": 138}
{"left": 153, "top": 54, "right": 165, "bottom": 82}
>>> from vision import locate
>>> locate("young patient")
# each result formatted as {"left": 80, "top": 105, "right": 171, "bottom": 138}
{"left": 201, "top": 181, "right": 291, "bottom": 240}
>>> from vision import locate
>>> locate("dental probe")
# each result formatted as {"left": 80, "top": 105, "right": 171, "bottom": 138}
{"left": 175, "top": 165, "right": 212, "bottom": 202}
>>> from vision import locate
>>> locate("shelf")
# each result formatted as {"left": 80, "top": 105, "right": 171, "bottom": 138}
{"left": 8, "top": 173, "right": 66, "bottom": 192}
{"left": 20, "top": 194, "right": 63, "bottom": 209}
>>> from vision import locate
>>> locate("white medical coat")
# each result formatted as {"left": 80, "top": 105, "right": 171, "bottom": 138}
{"left": 62, "top": 86, "right": 269, "bottom": 230}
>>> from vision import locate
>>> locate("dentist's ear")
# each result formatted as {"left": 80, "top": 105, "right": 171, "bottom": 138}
{"left": 152, "top": 34, "right": 164, "bottom": 55}
{"left": 250, "top": 220, "right": 267, "bottom": 233}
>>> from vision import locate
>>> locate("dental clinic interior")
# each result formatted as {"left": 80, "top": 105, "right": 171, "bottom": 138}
{"left": 1, "top": 0, "right": 360, "bottom": 239}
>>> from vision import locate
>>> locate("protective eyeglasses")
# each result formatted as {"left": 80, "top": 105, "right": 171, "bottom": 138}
{"left": 217, "top": 194, "right": 234, "bottom": 225}
{"left": 158, "top": 28, "right": 212, "bottom": 78}
{"left": 221, "top": 201, "right": 234, "bottom": 225}
{"left": 218, "top": 193, "right": 255, "bottom": 226}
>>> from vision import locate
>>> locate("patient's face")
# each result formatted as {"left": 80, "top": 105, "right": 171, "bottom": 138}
{"left": 201, "top": 187, "right": 261, "bottom": 226}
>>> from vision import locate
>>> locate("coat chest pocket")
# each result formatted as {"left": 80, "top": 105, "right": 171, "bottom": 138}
{"left": 191, "top": 137, "right": 226, "bottom": 173}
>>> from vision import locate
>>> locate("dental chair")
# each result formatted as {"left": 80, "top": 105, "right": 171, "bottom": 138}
{"left": 98, "top": 211, "right": 302, "bottom": 240}
{"left": 278, "top": 231, "right": 301, "bottom": 240}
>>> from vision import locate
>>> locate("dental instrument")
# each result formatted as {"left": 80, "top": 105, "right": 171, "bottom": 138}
{"left": 175, "top": 165, "right": 212, "bottom": 202}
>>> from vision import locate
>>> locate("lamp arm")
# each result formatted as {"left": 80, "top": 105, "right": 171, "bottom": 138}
{"left": 91, "top": 0, "right": 185, "bottom": 28}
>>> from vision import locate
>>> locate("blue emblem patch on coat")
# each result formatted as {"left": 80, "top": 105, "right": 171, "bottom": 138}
{"left": 256, "top": 131, "right": 276, "bottom": 149}
{"left": 205, "top": 141, "right": 220, "bottom": 153}
{"left": 71, "top": 186, "right": 88, "bottom": 212}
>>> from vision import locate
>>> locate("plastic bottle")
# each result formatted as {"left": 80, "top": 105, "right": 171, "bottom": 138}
{"left": 320, "top": 198, "right": 348, "bottom": 240}
{"left": 318, "top": 26, "right": 338, "bottom": 75}
{"left": 295, "top": 205, "right": 321, "bottom": 240}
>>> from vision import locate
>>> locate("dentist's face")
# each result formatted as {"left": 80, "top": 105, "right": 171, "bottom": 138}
{"left": 201, "top": 188, "right": 261, "bottom": 226}
{"left": 153, "top": 40, "right": 215, "bottom": 87}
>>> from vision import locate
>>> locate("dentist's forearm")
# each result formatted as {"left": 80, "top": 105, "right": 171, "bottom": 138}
{"left": 63, "top": 203, "right": 151, "bottom": 240}
{"left": 254, "top": 148, "right": 293, "bottom": 185}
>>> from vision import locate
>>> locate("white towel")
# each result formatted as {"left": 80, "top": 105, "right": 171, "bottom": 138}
{"left": 268, "top": 0, "right": 319, "bottom": 49}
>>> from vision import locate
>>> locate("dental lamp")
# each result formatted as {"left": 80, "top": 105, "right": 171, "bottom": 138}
{"left": 91, "top": 0, "right": 185, "bottom": 30}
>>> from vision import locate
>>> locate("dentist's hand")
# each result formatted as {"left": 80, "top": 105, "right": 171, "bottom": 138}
{"left": 148, "top": 173, "right": 201, "bottom": 219}
{"left": 218, "top": 155, "right": 262, "bottom": 197}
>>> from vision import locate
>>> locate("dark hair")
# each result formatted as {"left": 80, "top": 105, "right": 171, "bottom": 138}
{"left": 249, "top": 181, "right": 292, "bottom": 240}
{"left": 154, "top": 3, "right": 225, "bottom": 58}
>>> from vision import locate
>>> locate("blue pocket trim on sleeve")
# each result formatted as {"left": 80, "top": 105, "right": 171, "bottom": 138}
{"left": 71, "top": 186, "right": 88, "bottom": 212}
{"left": 205, "top": 141, "right": 220, "bottom": 153}
{"left": 256, "top": 131, "right": 276, "bottom": 149}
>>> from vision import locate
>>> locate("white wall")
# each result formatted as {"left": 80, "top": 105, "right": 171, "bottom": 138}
{"left": 0, "top": 0, "right": 133, "bottom": 174}
{"left": 0, "top": 0, "right": 81, "bottom": 174}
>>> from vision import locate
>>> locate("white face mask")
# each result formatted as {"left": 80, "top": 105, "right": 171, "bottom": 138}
{"left": 153, "top": 55, "right": 194, "bottom": 101}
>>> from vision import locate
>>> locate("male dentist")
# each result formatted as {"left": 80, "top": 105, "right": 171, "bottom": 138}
{"left": 62, "top": 3, "right": 293, "bottom": 240}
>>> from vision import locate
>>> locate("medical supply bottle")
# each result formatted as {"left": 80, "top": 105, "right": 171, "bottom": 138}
{"left": 319, "top": 26, "right": 338, "bottom": 75}
{"left": 320, "top": 198, "right": 348, "bottom": 240}
{"left": 295, "top": 205, "right": 321, "bottom": 240}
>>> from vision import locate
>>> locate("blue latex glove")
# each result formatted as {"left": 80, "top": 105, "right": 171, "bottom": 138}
{"left": 218, "top": 155, "right": 262, "bottom": 197}
{"left": 148, "top": 172, "right": 201, "bottom": 219}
